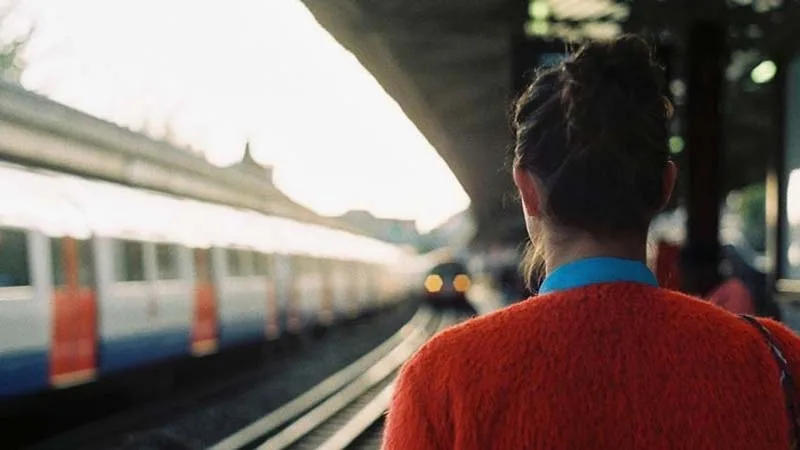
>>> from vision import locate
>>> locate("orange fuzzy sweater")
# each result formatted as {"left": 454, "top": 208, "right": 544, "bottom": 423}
{"left": 383, "top": 283, "right": 800, "bottom": 449}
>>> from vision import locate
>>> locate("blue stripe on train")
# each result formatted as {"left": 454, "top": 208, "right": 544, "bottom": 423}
{"left": 0, "top": 348, "right": 48, "bottom": 397}
{"left": 99, "top": 329, "right": 190, "bottom": 374}
{"left": 0, "top": 317, "right": 294, "bottom": 398}
{"left": 218, "top": 316, "right": 265, "bottom": 347}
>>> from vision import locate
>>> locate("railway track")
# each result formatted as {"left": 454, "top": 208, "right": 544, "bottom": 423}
{"left": 211, "top": 306, "right": 459, "bottom": 450}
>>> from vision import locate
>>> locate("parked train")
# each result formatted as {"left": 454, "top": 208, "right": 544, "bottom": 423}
{"left": 0, "top": 161, "right": 416, "bottom": 399}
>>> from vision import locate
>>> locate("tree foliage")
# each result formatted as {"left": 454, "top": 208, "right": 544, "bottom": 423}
{"left": 0, "top": 2, "right": 32, "bottom": 84}
{"left": 739, "top": 182, "right": 766, "bottom": 253}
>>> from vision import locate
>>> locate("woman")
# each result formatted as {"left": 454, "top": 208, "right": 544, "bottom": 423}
{"left": 382, "top": 35, "right": 800, "bottom": 449}
{"left": 707, "top": 274, "right": 756, "bottom": 315}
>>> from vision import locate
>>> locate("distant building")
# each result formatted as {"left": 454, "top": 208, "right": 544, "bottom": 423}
{"left": 425, "top": 210, "right": 476, "bottom": 248}
{"left": 231, "top": 142, "right": 275, "bottom": 183}
{"left": 337, "top": 210, "right": 421, "bottom": 245}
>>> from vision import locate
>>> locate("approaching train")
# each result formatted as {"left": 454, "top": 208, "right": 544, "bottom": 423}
{"left": 422, "top": 259, "right": 472, "bottom": 310}
{"left": 0, "top": 160, "right": 416, "bottom": 399}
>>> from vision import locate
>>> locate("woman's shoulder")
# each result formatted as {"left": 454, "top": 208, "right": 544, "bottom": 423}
{"left": 655, "top": 287, "right": 800, "bottom": 357}
{"left": 408, "top": 285, "right": 682, "bottom": 370}
{"left": 401, "top": 300, "right": 549, "bottom": 376}
{"left": 753, "top": 316, "right": 800, "bottom": 357}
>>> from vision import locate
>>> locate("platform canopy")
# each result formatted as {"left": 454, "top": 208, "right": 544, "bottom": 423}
{"left": 300, "top": 0, "right": 796, "bottom": 244}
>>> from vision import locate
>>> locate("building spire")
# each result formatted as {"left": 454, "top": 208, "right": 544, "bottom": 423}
{"left": 236, "top": 140, "right": 274, "bottom": 183}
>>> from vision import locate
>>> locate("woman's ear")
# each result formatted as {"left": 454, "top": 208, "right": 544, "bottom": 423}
{"left": 513, "top": 165, "right": 541, "bottom": 219}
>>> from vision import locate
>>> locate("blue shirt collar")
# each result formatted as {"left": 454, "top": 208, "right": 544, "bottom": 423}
{"left": 538, "top": 257, "right": 658, "bottom": 295}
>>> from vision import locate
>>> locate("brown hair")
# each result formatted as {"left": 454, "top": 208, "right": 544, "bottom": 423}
{"left": 512, "top": 35, "right": 672, "bottom": 287}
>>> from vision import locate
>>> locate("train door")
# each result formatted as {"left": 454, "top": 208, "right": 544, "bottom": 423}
{"left": 191, "top": 248, "right": 217, "bottom": 356}
{"left": 50, "top": 237, "right": 97, "bottom": 387}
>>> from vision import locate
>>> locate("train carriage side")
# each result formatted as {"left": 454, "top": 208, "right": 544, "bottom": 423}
{"left": 269, "top": 252, "right": 292, "bottom": 339}
{"left": 279, "top": 221, "right": 324, "bottom": 333}
{"left": 317, "top": 228, "right": 362, "bottom": 323}
{"left": 328, "top": 258, "right": 354, "bottom": 321}
{"left": 0, "top": 164, "right": 96, "bottom": 397}
{"left": 170, "top": 204, "right": 283, "bottom": 351}
{"left": 0, "top": 226, "right": 48, "bottom": 397}
{"left": 254, "top": 250, "right": 281, "bottom": 341}
{"left": 106, "top": 239, "right": 193, "bottom": 372}
{"left": 0, "top": 160, "right": 415, "bottom": 400}
{"left": 215, "top": 246, "right": 267, "bottom": 348}
{"left": 55, "top": 176, "right": 196, "bottom": 375}
{"left": 355, "top": 262, "right": 373, "bottom": 314}
{"left": 352, "top": 236, "right": 403, "bottom": 312}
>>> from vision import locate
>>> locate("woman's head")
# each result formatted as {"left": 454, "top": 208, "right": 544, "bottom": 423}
{"left": 511, "top": 35, "right": 677, "bottom": 283}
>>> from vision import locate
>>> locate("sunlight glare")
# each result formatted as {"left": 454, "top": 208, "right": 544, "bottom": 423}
{"left": 8, "top": 0, "right": 470, "bottom": 232}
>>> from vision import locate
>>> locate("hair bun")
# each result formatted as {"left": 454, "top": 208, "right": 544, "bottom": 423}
{"left": 563, "top": 35, "right": 662, "bottom": 96}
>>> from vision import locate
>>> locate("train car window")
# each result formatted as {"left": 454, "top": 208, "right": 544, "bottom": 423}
{"left": 292, "top": 256, "right": 316, "bottom": 276}
{"left": 227, "top": 249, "right": 242, "bottom": 276}
{"left": 253, "top": 252, "right": 270, "bottom": 276}
{"left": 51, "top": 239, "right": 64, "bottom": 286}
{"left": 240, "top": 251, "right": 254, "bottom": 276}
{"left": 78, "top": 240, "right": 95, "bottom": 286}
{"left": 194, "top": 248, "right": 212, "bottom": 282}
{"left": 0, "top": 227, "right": 30, "bottom": 287}
{"left": 317, "top": 259, "right": 330, "bottom": 279}
{"left": 784, "top": 54, "right": 800, "bottom": 280}
{"left": 51, "top": 238, "right": 95, "bottom": 286}
{"left": 156, "top": 243, "right": 181, "bottom": 280}
{"left": 113, "top": 239, "right": 145, "bottom": 282}
{"left": 226, "top": 249, "right": 254, "bottom": 277}
{"left": 304, "top": 257, "right": 317, "bottom": 275}
{"left": 292, "top": 256, "right": 304, "bottom": 274}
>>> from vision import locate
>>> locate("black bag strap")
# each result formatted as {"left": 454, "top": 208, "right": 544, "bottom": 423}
{"left": 739, "top": 314, "right": 800, "bottom": 449}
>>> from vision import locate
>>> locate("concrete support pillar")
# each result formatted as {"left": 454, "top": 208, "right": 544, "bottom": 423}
{"left": 682, "top": 20, "right": 727, "bottom": 295}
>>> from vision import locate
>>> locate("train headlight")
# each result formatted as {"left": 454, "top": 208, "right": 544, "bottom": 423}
{"left": 453, "top": 274, "right": 471, "bottom": 293}
{"left": 424, "top": 274, "right": 443, "bottom": 293}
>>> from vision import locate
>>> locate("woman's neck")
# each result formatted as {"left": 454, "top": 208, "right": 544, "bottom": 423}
{"left": 544, "top": 231, "right": 647, "bottom": 275}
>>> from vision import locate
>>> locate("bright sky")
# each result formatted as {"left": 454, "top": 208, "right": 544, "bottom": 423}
{"left": 3, "top": 0, "right": 470, "bottom": 233}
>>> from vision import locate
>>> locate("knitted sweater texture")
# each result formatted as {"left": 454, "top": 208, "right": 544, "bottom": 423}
{"left": 383, "top": 283, "right": 800, "bottom": 449}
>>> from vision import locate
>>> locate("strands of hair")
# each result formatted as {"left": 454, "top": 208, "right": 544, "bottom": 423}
{"left": 512, "top": 35, "right": 671, "bottom": 288}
